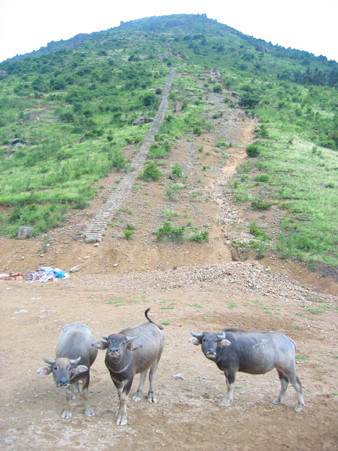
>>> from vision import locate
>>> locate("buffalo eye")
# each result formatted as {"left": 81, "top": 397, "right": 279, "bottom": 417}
{"left": 202, "top": 338, "right": 206, "bottom": 342}
{"left": 53, "top": 366, "right": 58, "bottom": 371}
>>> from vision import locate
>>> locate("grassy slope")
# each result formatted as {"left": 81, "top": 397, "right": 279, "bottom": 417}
{"left": 0, "top": 13, "right": 338, "bottom": 267}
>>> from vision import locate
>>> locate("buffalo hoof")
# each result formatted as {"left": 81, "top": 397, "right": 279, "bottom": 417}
{"left": 220, "top": 398, "right": 231, "bottom": 407}
{"left": 116, "top": 415, "right": 127, "bottom": 426}
{"left": 85, "top": 410, "right": 95, "bottom": 417}
{"left": 133, "top": 391, "right": 142, "bottom": 402}
{"left": 147, "top": 392, "right": 156, "bottom": 403}
{"left": 271, "top": 398, "right": 281, "bottom": 405}
{"left": 294, "top": 405, "right": 304, "bottom": 412}
{"left": 62, "top": 411, "right": 72, "bottom": 419}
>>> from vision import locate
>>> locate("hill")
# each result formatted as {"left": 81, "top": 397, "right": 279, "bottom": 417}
{"left": 0, "top": 14, "right": 338, "bottom": 450}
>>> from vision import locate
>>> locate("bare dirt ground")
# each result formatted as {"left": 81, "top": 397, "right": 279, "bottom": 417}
{"left": 1, "top": 82, "right": 338, "bottom": 450}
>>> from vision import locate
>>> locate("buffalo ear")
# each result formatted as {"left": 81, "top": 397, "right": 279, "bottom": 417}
{"left": 217, "top": 339, "right": 231, "bottom": 347}
{"left": 92, "top": 340, "right": 108, "bottom": 350}
{"left": 70, "top": 365, "right": 88, "bottom": 382}
{"left": 37, "top": 365, "right": 52, "bottom": 376}
{"left": 127, "top": 341, "right": 142, "bottom": 351}
{"left": 188, "top": 337, "right": 201, "bottom": 346}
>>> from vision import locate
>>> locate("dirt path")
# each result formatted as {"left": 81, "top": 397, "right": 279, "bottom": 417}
{"left": 0, "top": 73, "right": 338, "bottom": 450}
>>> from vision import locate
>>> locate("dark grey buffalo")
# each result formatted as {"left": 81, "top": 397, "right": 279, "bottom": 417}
{"left": 38, "top": 322, "right": 98, "bottom": 418}
{"left": 190, "top": 328, "right": 305, "bottom": 412}
{"left": 93, "top": 309, "right": 164, "bottom": 425}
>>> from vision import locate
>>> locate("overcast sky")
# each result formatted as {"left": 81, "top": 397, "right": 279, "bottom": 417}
{"left": 1, "top": 0, "right": 337, "bottom": 63}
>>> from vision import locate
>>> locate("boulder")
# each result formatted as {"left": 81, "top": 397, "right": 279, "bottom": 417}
{"left": 257, "top": 44, "right": 270, "bottom": 54}
{"left": 17, "top": 226, "right": 34, "bottom": 239}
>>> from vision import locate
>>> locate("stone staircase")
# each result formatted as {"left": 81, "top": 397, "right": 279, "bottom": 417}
{"left": 84, "top": 68, "right": 176, "bottom": 243}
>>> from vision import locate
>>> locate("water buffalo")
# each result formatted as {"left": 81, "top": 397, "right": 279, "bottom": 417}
{"left": 37, "top": 322, "right": 98, "bottom": 418}
{"left": 189, "top": 328, "right": 304, "bottom": 412}
{"left": 93, "top": 308, "right": 164, "bottom": 425}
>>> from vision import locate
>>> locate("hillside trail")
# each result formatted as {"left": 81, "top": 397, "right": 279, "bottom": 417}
{"left": 0, "top": 71, "right": 338, "bottom": 450}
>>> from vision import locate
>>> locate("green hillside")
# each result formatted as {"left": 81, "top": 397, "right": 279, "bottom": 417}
{"left": 0, "top": 14, "right": 338, "bottom": 268}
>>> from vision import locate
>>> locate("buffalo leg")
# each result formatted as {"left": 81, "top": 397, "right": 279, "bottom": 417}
{"left": 133, "top": 370, "right": 148, "bottom": 402}
{"left": 62, "top": 387, "right": 73, "bottom": 419}
{"left": 221, "top": 370, "right": 236, "bottom": 406}
{"left": 274, "top": 366, "right": 304, "bottom": 412}
{"left": 283, "top": 368, "right": 304, "bottom": 412}
{"left": 116, "top": 378, "right": 133, "bottom": 426}
{"left": 147, "top": 363, "right": 158, "bottom": 402}
{"left": 82, "top": 374, "right": 95, "bottom": 417}
{"left": 272, "top": 369, "right": 289, "bottom": 405}
{"left": 112, "top": 379, "right": 123, "bottom": 418}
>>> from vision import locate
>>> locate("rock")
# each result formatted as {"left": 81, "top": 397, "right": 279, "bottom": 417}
{"left": 170, "top": 174, "right": 179, "bottom": 181}
{"left": 9, "top": 138, "right": 24, "bottom": 147}
{"left": 69, "top": 264, "right": 83, "bottom": 273}
{"left": 257, "top": 44, "right": 270, "bottom": 54}
{"left": 132, "top": 116, "right": 152, "bottom": 126}
{"left": 17, "top": 226, "right": 34, "bottom": 239}
{"left": 156, "top": 54, "right": 168, "bottom": 60}
{"left": 172, "top": 374, "right": 185, "bottom": 380}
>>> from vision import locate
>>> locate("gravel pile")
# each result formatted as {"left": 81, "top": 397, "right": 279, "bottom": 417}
{"left": 79, "top": 261, "right": 338, "bottom": 305}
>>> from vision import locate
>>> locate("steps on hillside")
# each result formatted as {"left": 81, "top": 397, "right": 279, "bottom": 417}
{"left": 84, "top": 68, "right": 176, "bottom": 243}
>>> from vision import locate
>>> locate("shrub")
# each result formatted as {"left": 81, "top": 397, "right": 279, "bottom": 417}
{"left": 165, "top": 184, "right": 180, "bottom": 201}
{"left": 142, "top": 93, "right": 157, "bottom": 107}
{"left": 108, "top": 149, "right": 125, "bottom": 172}
{"left": 256, "top": 124, "right": 269, "bottom": 138}
{"left": 193, "top": 125, "right": 202, "bottom": 135}
{"left": 239, "top": 92, "right": 260, "bottom": 109}
{"left": 140, "top": 162, "right": 162, "bottom": 181}
{"left": 254, "top": 174, "right": 270, "bottom": 183}
{"left": 251, "top": 199, "right": 272, "bottom": 210}
{"left": 156, "top": 222, "right": 184, "bottom": 241}
{"left": 249, "top": 222, "right": 269, "bottom": 241}
{"left": 123, "top": 229, "right": 134, "bottom": 239}
{"left": 149, "top": 142, "right": 171, "bottom": 159}
{"left": 155, "top": 88, "right": 162, "bottom": 95}
{"left": 190, "top": 231, "right": 209, "bottom": 243}
{"left": 213, "top": 84, "right": 222, "bottom": 93}
{"left": 246, "top": 143, "right": 260, "bottom": 157}
{"left": 171, "top": 163, "right": 182, "bottom": 177}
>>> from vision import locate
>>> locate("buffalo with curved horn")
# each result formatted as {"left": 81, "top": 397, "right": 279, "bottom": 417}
{"left": 38, "top": 322, "right": 98, "bottom": 418}
{"left": 93, "top": 309, "right": 164, "bottom": 426}
{"left": 190, "top": 328, "right": 304, "bottom": 412}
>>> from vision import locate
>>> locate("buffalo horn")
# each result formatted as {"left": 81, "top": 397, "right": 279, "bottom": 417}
{"left": 70, "top": 356, "right": 81, "bottom": 365}
{"left": 190, "top": 330, "right": 203, "bottom": 339}
{"left": 126, "top": 336, "right": 137, "bottom": 342}
{"left": 217, "top": 332, "right": 226, "bottom": 341}
{"left": 101, "top": 334, "right": 109, "bottom": 340}
{"left": 42, "top": 356, "right": 55, "bottom": 366}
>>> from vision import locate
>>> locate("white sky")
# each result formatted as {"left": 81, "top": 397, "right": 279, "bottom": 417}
{"left": 1, "top": 0, "right": 338, "bottom": 64}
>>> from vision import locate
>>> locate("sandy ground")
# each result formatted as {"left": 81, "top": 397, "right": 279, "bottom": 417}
{"left": 1, "top": 79, "right": 338, "bottom": 450}
{"left": 1, "top": 267, "right": 338, "bottom": 451}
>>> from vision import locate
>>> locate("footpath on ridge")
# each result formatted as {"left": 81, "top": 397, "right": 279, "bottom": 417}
{"left": 84, "top": 68, "right": 176, "bottom": 243}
